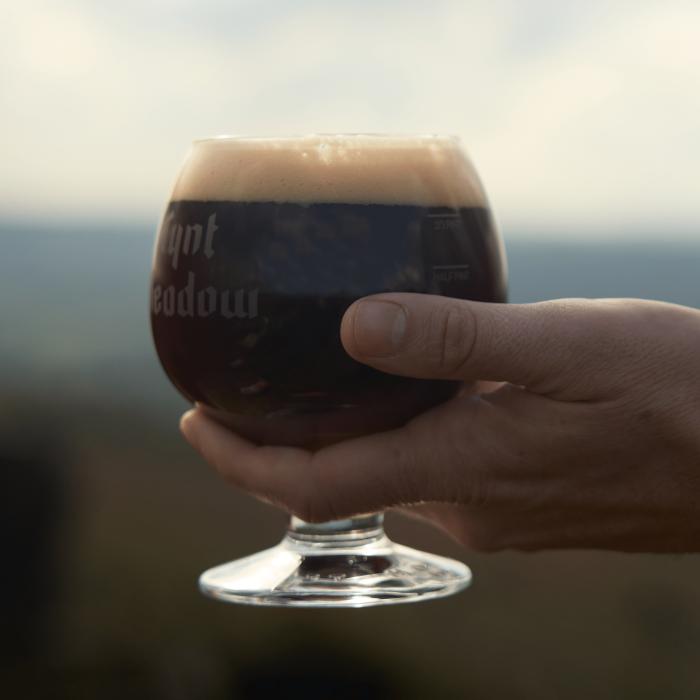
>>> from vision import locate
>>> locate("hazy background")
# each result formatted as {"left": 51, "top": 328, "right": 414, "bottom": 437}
{"left": 1, "top": 1, "right": 699, "bottom": 698}
{"left": 2, "top": 0, "right": 699, "bottom": 234}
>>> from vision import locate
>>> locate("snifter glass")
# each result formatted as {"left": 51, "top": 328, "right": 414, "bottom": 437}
{"left": 150, "top": 134, "right": 507, "bottom": 607}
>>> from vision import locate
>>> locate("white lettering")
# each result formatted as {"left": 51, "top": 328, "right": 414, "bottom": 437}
{"left": 160, "top": 213, "right": 219, "bottom": 262}
{"left": 436, "top": 271, "right": 469, "bottom": 282}
{"left": 168, "top": 225, "right": 184, "bottom": 270}
{"left": 159, "top": 282, "right": 257, "bottom": 321}
{"left": 159, "top": 212, "right": 174, "bottom": 254}
{"left": 152, "top": 284, "right": 162, "bottom": 315}
{"left": 221, "top": 290, "right": 236, "bottom": 319}
{"left": 177, "top": 272, "right": 195, "bottom": 317}
{"left": 197, "top": 286, "right": 217, "bottom": 317}
{"left": 220, "top": 289, "right": 258, "bottom": 319}
{"left": 183, "top": 223, "right": 202, "bottom": 255}
{"left": 204, "top": 214, "right": 218, "bottom": 259}
{"left": 163, "top": 286, "right": 175, "bottom": 316}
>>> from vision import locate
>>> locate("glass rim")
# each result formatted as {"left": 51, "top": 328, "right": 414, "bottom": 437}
{"left": 191, "top": 133, "right": 461, "bottom": 144}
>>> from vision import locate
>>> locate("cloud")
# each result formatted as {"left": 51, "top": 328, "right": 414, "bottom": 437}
{"left": 475, "top": 0, "right": 700, "bottom": 232}
{"left": 0, "top": 0, "right": 698, "bottom": 237}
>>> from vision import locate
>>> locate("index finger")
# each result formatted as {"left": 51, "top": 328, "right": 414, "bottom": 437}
{"left": 179, "top": 391, "right": 522, "bottom": 523}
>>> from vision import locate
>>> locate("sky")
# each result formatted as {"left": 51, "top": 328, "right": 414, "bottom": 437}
{"left": 1, "top": 0, "right": 699, "bottom": 239}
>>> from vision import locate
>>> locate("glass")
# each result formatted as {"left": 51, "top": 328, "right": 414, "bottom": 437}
{"left": 150, "top": 134, "right": 507, "bottom": 607}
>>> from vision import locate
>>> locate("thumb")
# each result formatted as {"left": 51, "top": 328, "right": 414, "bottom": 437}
{"left": 340, "top": 294, "right": 644, "bottom": 397}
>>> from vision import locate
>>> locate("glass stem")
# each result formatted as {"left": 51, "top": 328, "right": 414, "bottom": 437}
{"left": 285, "top": 513, "right": 386, "bottom": 548}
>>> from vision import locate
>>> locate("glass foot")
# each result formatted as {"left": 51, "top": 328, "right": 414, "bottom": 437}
{"left": 199, "top": 515, "right": 472, "bottom": 608}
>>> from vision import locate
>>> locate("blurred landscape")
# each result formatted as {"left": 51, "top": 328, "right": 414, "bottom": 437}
{"left": 2, "top": 0, "right": 699, "bottom": 695}
{"left": 3, "top": 221, "right": 700, "bottom": 699}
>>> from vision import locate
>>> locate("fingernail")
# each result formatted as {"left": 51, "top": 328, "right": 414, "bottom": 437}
{"left": 354, "top": 300, "right": 406, "bottom": 357}
{"left": 180, "top": 409, "right": 200, "bottom": 449}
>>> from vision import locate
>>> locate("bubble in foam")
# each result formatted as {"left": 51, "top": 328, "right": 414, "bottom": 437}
{"left": 170, "top": 134, "right": 487, "bottom": 208}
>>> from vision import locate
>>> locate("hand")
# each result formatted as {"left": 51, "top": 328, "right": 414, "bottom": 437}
{"left": 180, "top": 294, "right": 700, "bottom": 552}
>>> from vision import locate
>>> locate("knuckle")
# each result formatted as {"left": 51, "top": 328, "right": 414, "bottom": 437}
{"left": 427, "top": 303, "right": 480, "bottom": 378}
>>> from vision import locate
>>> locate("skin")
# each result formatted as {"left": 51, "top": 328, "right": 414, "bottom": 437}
{"left": 180, "top": 294, "right": 700, "bottom": 553}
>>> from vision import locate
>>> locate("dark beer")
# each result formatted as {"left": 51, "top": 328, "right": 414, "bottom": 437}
{"left": 150, "top": 136, "right": 507, "bottom": 446}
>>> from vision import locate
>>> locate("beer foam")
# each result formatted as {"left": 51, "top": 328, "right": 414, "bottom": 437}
{"left": 170, "top": 135, "right": 487, "bottom": 208}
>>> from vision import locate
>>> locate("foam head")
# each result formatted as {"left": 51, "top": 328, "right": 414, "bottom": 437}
{"left": 170, "top": 134, "right": 488, "bottom": 209}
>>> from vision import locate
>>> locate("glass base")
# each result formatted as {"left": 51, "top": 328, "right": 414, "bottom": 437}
{"left": 199, "top": 515, "right": 472, "bottom": 608}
